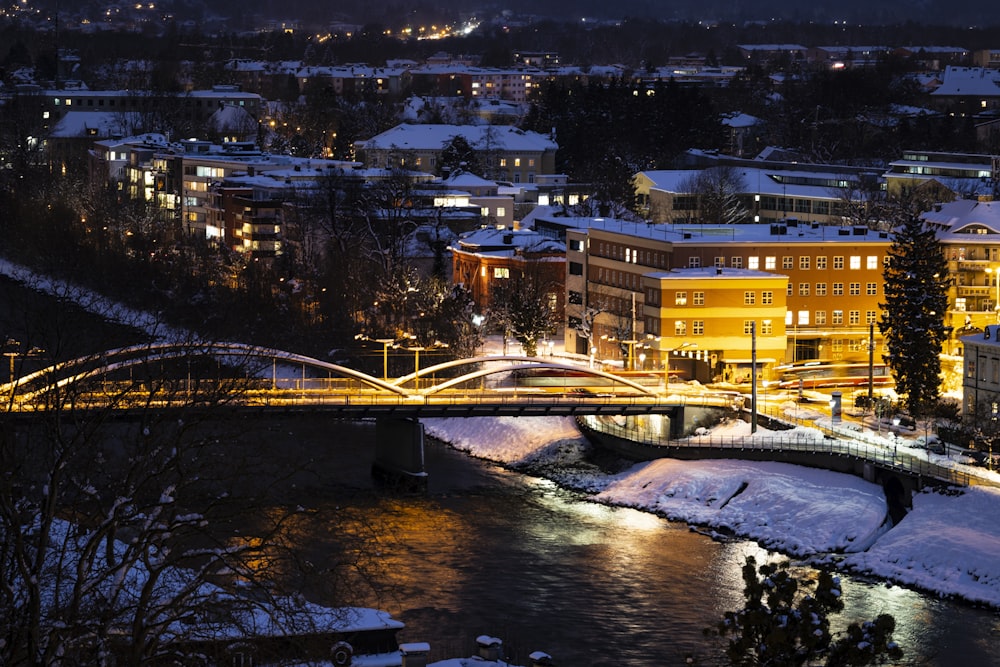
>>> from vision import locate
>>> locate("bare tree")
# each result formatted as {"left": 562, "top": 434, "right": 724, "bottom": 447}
{"left": 0, "top": 302, "right": 393, "bottom": 664}
{"left": 677, "top": 165, "right": 749, "bottom": 225}
{"left": 488, "top": 262, "right": 558, "bottom": 357}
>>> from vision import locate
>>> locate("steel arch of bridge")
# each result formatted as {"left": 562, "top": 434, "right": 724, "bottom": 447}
{"left": 4, "top": 343, "right": 658, "bottom": 401}
{"left": 394, "top": 356, "right": 657, "bottom": 396}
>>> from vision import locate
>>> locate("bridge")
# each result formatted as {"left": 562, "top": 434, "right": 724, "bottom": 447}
{"left": 1, "top": 341, "right": 738, "bottom": 486}
{"left": 4, "top": 341, "right": 989, "bottom": 498}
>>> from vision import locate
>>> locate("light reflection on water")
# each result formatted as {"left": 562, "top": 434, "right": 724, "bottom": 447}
{"left": 261, "top": 422, "right": 1000, "bottom": 666}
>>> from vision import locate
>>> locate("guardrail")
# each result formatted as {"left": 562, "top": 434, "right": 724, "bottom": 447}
{"left": 578, "top": 413, "right": 980, "bottom": 488}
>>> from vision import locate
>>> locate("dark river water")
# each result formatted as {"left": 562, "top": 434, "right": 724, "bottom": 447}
{"left": 261, "top": 418, "right": 1000, "bottom": 667}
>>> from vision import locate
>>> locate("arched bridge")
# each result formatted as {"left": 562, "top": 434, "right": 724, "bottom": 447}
{"left": 3, "top": 342, "right": 741, "bottom": 487}
{"left": 2, "top": 341, "right": 740, "bottom": 419}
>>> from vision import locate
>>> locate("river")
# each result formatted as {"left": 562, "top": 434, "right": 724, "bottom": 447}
{"left": 265, "top": 419, "right": 1000, "bottom": 667}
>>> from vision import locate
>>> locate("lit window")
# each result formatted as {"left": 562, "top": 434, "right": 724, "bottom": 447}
{"left": 761, "top": 320, "right": 773, "bottom": 335}
{"left": 765, "top": 256, "right": 776, "bottom": 270}
{"left": 867, "top": 256, "right": 878, "bottom": 269}
{"left": 798, "top": 310, "right": 809, "bottom": 325}
{"left": 850, "top": 256, "right": 861, "bottom": 270}
{"left": 675, "top": 320, "right": 687, "bottom": 336}
{"left": 497, "top": 207, "right": 505, "bottom": 217}
{"left": 493, "top": 267, "right": 510, "bottom": 278}
{"left": 748, "top": 256, "right": 759, "bottom": 269}
{"left": 514, "top": 158, "right": 521, "bottom": 167}
{"left": 675, "top": 292, "right": 688, "bottom": 306}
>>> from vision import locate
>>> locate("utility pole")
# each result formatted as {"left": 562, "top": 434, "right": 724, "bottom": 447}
{"left": 751, "top": 321, "right": 757, "bottom": 434}
{"left": 867, "top": 322, "right": 875, "bottom": 405}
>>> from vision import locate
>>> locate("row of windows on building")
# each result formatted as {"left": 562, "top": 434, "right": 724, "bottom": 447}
{"left": 646, "top": 310, "right": 880, "bottom": 336}
{"left": 672, "top": 196, "right": 847, "bottom": 217}
{"left": 713, "top": 254, "right": 884, "bottom": 270}
{"left": 591, "top": 242, "right": 886, "bottom": 272}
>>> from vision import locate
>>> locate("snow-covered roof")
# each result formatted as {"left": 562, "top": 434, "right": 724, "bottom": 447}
{"left": 49, "top": 110, "right": 143, "bottom": 138}
{"left": 638, "top": 166, "right": 868, "bottom": 202}
{"left": 931, "top": 66, "right": 1000, "bottom": 97}
{"left": 562, "top": 217, "right": 890, "bottom": 246}
{"left": 358, "top": 124, "right": 557, "bottom": 152}
{"left": 920, "top": 199, "right": 1000, "bottom": 237}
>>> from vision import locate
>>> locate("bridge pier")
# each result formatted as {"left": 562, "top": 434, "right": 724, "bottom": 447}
{"left": 373, "top": 418, "right": 428, "bottom": 491}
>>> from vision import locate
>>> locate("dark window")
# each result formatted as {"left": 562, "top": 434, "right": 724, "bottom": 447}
{"left": 568, "top": 291, "right": 583, "bottom": 305}
{"left": 569, "top": 261, "right": 583, "bottom": 276}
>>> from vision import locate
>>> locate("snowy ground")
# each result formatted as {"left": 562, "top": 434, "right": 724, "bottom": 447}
{"left": 422, "top": 413, "right": 1000, "bottom": 611}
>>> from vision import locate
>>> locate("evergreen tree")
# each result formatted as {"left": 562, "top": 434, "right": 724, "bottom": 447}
{"left": 879, "top": 214, "right": 949, "bottom": 417}
{"left": 712, "top": 557, "right": 903, "bottom": 667}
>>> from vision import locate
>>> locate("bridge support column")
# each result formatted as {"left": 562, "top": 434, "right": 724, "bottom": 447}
{"left": 373, "top": 417, "right": 428, "bottom": 490}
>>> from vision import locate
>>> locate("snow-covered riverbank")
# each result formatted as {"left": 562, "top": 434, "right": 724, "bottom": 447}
{"left": 423, "top": 415, "right": 1000, "bottom": 609}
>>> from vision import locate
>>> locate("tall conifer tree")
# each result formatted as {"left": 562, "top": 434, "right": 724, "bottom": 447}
{"left": 879, "top": 215, "right": 949, "bottom": 417}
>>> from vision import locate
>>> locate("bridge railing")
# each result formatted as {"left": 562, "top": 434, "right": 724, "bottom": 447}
{"left": 578, "top": 414, "right": 976, "bottom": 488}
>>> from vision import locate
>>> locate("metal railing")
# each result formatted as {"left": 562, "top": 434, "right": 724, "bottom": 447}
{"left": 578, "top": 413, "right": 982, "bottom": 488}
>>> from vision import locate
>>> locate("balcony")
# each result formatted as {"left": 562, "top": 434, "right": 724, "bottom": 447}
{"left": 956, "top": 260, "right": 991, "bottom": 271}
{"left": 958, "top": 286, "right": 992, "bottom": 297}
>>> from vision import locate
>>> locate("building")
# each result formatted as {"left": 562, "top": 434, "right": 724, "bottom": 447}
{"left": 450, "top": 227, "right": 565, "bottom": 320}
{"left": 642, "top": 267, "right": 788, "bottom": 383}
{"left": 353, "top": 124, "right": 558, "bottom": 184}
{"left": 560, "top": 217, "right": 892, "bottom": 381}
{"left": 929, "top": 66, "right": 1000, "bottom": 116}
{"left": 921, "top": 198, "right": 1000, "bottom": 354}
{"left": 39, "top": 86, "right": 263, "bottom": 128}
{"left": 635, "top": 159, "right": 880, "bottom": 226}
{"left": 961, "top": 324, "right": 1000, "bottom": 421}
{"left": 883, "top": 149, "right": 1000, "bottom": 199}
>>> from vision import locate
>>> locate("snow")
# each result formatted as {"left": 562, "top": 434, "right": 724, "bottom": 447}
{"left": 422, "top": 414, "right": 1000, "bottom": 609}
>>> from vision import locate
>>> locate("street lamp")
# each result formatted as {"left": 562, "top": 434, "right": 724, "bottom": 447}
{"left": 355, "top": 334, "right": 398, "bottom": 379}
{"left": 3, "top": 338, "right": 21, "bottom": 384}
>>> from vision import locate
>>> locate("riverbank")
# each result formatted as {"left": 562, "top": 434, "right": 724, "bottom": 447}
{"left": 423, "top": 415, "right": 1000, "bottom": 610}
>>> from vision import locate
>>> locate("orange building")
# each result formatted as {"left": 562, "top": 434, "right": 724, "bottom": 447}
{"left": 450, "top": 227, "right": 566, "bottom": 321}
{"left": 563, "top": 218, "right": 891, "bottom": 381}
